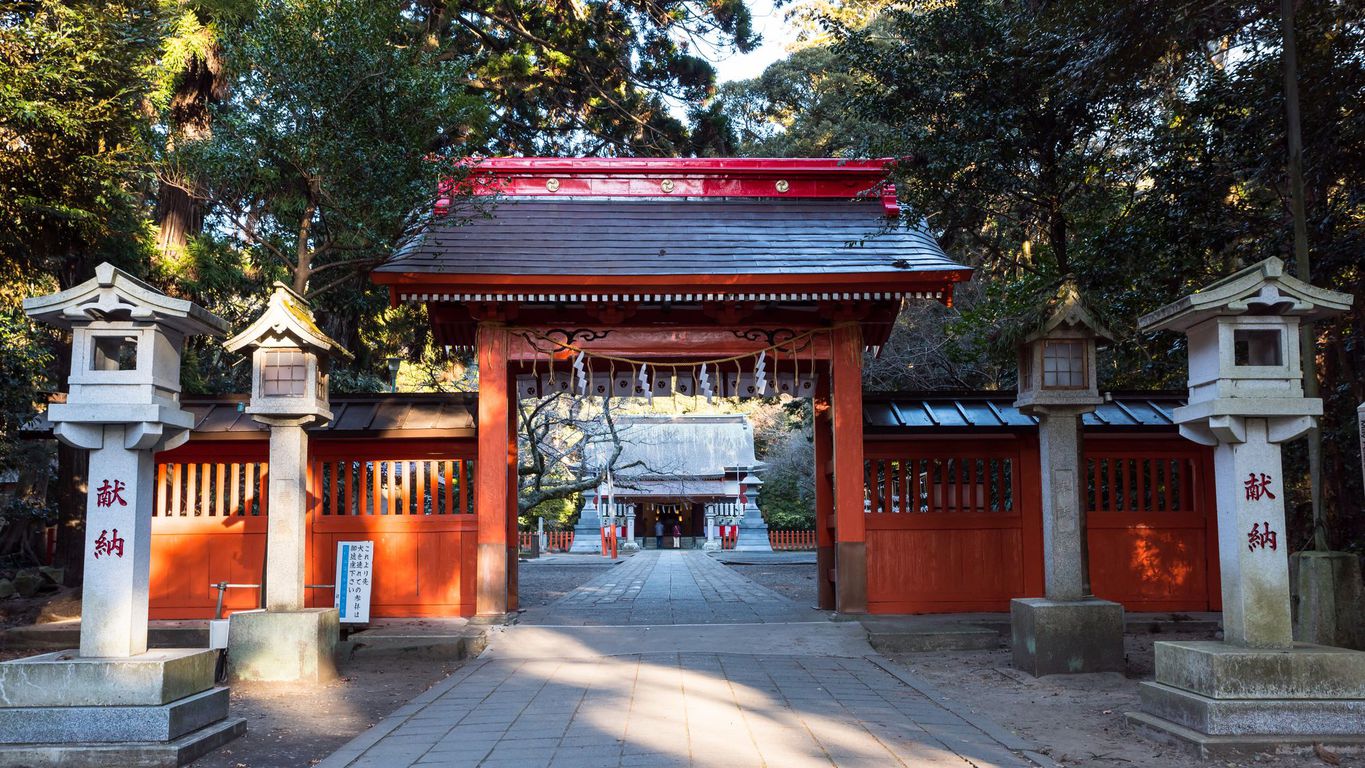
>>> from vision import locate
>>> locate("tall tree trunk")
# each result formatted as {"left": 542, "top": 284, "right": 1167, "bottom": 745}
{"left": 293, "top": 191, "right": 318, "bottom": 295}
{"left": 156, "top": 48, "right": 223, "bottom": 261}
{"left": 1280, "top": 0, "right": 1326, "bottom": 550}
{"left": 155, "top": 182, "right": 204, "bottom": 259}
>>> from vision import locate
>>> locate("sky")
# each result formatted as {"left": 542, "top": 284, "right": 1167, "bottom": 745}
{"left": 711, "top": 0, "right": 799, "bottom": 83}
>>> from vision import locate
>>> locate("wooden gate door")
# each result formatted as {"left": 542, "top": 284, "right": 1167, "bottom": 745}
{"left": 864, "top": 439, "right": 1042, "bottom": 613}
{"left": 150, "top": 442, "right": 268, "bottom": 619}
{"left": 1084, "top": 437, "right": 1220, "bottom": 611}
{"left": 308, "top": 441, "right": 477, "bottom": 618}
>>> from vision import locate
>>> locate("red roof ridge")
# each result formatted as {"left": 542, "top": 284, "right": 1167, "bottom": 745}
{"left": 437, "top": 156, "right": 900, "bottom": 215}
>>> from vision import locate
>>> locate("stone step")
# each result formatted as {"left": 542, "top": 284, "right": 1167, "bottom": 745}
{"left": 0, "top": 687, "right": 229, "bottom": 744}
{"left": 0, "top": 621, "right": 208, "bottom": 652}
{"left": 0, "top": 715, "right": 244, "bottom": 768}
{"left": 339, "top": 620, "right": 487, "bottom": 661}
{"left": 858, "top": 618, "right": 1004, "bottom": 653}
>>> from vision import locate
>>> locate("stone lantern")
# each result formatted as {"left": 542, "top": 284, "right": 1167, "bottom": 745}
{"left": 1010, "top": 280, "right": 1124, "bottom": 676}
{"left": 570, "top": 488, "right": 604, "bottom": 553}
{"left": 729, "top": 466, "right": 772, "bottom": 552}
{"left": 223, "top": 283, "right": 349, "bottom": 682}
{"left": 0, "top": 264, "right": 242, "bottom": 763}
{"left": 1132, "top": 258, "right": 1364, "bottom": 753}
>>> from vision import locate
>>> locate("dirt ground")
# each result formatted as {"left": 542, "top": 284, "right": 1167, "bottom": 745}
{"left": 516, "top": 557, "right": 616, "bottom": 608}
{"left": 723, "top": 561, "right": 820, "bottom": 605}
{"left": 192, "top": 654, "right": 460, "bottom": 768}
{"left": 887, "top": 632, "right": 1355, "bottom": 768}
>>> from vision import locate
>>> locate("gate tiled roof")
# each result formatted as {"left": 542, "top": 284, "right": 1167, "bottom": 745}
{"left": 377, "top": 198, "right": 962, "bottom": 278}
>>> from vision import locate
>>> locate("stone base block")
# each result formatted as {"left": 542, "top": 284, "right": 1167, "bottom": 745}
{"left": 0, "top": 649, "right": 215, "bottom": 707}
{"left": 1010, "top": 597, "right": 1124, "bottom": 676}
{"left": 1153, "top": 640, "right": 1365, "bottom": 699}
{"left": 0, "top": 716, "right": 245, "bottom": 768}
{"left": 1126, "top": 710, "right": 1365, "bottom": 760}
{"left": 1292, "top": 551, "right": 1365, "bottom": 650}
{"left": 227, "top": 608, "right": 338, "bottom": 683}
{"left": 0, "top": 687, "right": 228, "bottom": 744}
{"left": 569, "top": 520, "right": 601, "bottom": 553}
{"left": 1138, "top": 680, "right": 1365, "bottom": 735}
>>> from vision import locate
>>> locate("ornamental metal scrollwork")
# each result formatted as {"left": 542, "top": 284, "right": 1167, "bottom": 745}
{"left": 542, "top": 328, "right": 612, "bottom": 345}
{"left": 732, "top": 328, "right": 799, "bottom": 347}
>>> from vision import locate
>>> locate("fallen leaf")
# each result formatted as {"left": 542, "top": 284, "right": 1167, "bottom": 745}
{"left": 1314, "top": 743, "right": 1341, "bottom": 765}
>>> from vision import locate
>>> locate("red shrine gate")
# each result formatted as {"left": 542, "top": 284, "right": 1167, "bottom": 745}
{"left": 135, "top": 157, "right": 1220, "bottom": 617}
{"left": 374, "top": 157, "right": 971, "bottom": 615}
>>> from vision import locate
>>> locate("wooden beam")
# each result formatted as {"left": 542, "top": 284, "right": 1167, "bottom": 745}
{"left": 506, "top": 327, "right": 836, "bottom": 361}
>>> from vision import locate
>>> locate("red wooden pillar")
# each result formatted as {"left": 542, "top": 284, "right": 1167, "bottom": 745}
{"left": 476, "top": 323, "right": 511, "bottom": 617}
{"left": 831, "top": 324, "right": 868, "bottom": 613}
{"left": 813, "top": 380, "right": 835, "bottom": 611}
{"left": 507, "top": 381, "right": 515, "bottom": 613}
{"left": 506, "top": 382, "right": 519, "bottom": 612}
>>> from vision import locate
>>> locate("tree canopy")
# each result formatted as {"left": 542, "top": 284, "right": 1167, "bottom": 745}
{"left": 0, "top": 0, "right": 1362, "bottom": 555}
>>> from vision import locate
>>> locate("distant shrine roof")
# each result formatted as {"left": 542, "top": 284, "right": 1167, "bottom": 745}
{"left": 584, "top": 414, "right": 759, "bottom": 485}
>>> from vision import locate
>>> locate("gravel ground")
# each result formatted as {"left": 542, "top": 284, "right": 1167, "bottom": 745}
{"left": 516, "top": 557, "right": 618, "bottom": 608}
{"left": 886, "top": 632, "right": 1345, "bottom": 768}
{"left": 193, "top": 655, "right": 460, "bottom": 768}
{"left": 721, "top": 561, "right": 819, "bottom": 606}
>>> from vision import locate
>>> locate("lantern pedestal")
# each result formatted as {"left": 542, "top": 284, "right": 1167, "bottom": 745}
{"left": 570, "top": 502, "right": 604, "bottom": 554}
{"left": 227, "top": 608, "right": 340, "bottom": 683}
{"left": 1127, "top": 641, "right": 1365, "bottom": 757}
{"left": 0, "top": 650, "right": 244, "bottom": 767}
{"left": 732, "top": 500, "right": 772, "bottom": 552}
{"left": 1010, "top": 597, "right": 1124, "bottom": 676}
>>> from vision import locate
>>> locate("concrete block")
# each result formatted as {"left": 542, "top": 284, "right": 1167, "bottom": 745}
{"left": 0, "top": 649, "right": 214, "bottom": 707}
{"left": 0, "top": 716, "right": 244, "bottom": 768}
{"left": 0, "top": 687, "right": 228, "bottom": 744}
{"left": 1138, "top": 680, "right": 1365, "bottom": 735}
{"left": 1154, "top": 640, "right": 1365, "bottom": 699}
{"left": 227, "top": 608, "right": 338, "bottom": 682}
{"left": 1292, "top": 551, "right": 1365, "bottom": 650}
{"left": 1010, "top": 597, "right": 1124, "bottom": 676}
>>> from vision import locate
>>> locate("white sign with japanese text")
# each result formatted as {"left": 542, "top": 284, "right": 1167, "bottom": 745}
{"left": 334, "top": 540, "right": 373, "bottom": 624}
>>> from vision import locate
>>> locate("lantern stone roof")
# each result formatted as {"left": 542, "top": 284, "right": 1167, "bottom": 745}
{"left": 225, "top": 283, "right": 351, "bottom": 359}
{"left": 1024, "top": 280, "right": 1113, "bottom": 343}
{"left": 24, "top": 262, "right": 227, "bottom": 336}
{"left": 1139, "top": 257, "right": 1354, "bottom": 333}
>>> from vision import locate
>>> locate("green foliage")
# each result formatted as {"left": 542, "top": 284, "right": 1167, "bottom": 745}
{"left": 732, "top": 0, "right": 1364, "bottom": 547}
{"left": 0, "top": 0, "right": 164, "bottom": 284}
{"left": 422, "top": 0, "right": 757, "bottom": 154}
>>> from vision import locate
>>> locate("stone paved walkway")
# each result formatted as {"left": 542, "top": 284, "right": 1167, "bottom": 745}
{"left": 524, "top": 550, "right": 827, "bottom": 625}
{"left": 318, "top": 551, "right": 1051, "bottom": 768}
